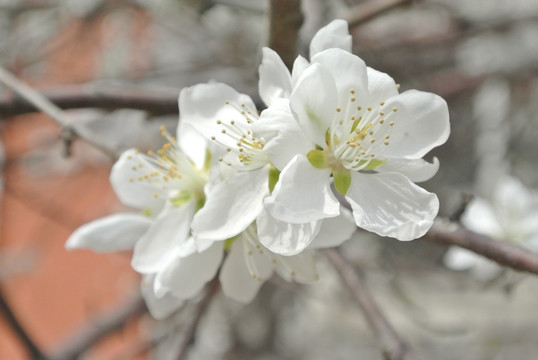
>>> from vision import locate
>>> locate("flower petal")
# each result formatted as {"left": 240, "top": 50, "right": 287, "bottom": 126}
{"left": 254, "top": 98, "right": 314, "bottom": 170}
{"left": 273, "top": 250, "right": 319, "bottom": 283}
{"left": 377, "top": 157, "right": 440, "bottom": 183}
{"left": 309, "top": 208, "right": 356, "bottom": 248}
{"left": 192, "top": 167, "right": 268, "bottom": 241}
{"left": 265, "top": 155, "right": 340, "bottom": 223}
{"left": 66, "top": 213, "right": 151, "bottom": 252}
{"left": 176, "top": 121, "right": 207, "bottom": 170}
{"left": 220, "top": 237, "right": 273, "bottom": 303}
{"left": 366, "top": 66, "right": 399, "bottom": 105}
{"left": 179, "top": 82, "right": 257, "bottom": 149}
{"left": 443, "top": 247, "right": 501, "bottom": 280}
{"left": 311, "top": 48, "right": 368, "bottom": 106}
{"left": 110, "top": 149, "right": 166, "bottom": 213}
{"left": 309, "top": 19, "right": 352, "bottom": 58}
{"left": 346, "top": 172, "right": 439, "bottom": 240}
{"left": 131, "top": 201, "right": 195, "bottom": 274}
{"left": 258, "top": 47, "right": 292, "bottom": 107}
{"left": 141, "top": 275, "right": 183, "bottom": 320}
{"left": 290, "top": 63, "right": 338, "bottom": 147}
{"left": 382, "top": 90, "right": 450, "bottom": 159}
{"left": 256, "top": 210, "right": 321, "bottom": 256}
{"left": 156, "top": 242, "right": 223, "bottom": 300}
{"left": 291, "top": 55, "right": 309, "bottom": 87}
{"left": 461, "top": 198, "right": 502, "bottom": 238}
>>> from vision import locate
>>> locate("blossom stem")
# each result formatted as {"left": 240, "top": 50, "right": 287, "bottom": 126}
{"left": 425, "top": 219, "right": 538, "bottom": 275}
{"left": 324, "top": 249, "right": 418, "bottom": 360}
{"left": 176, "top": 278, "right": 220, "bottom": 360}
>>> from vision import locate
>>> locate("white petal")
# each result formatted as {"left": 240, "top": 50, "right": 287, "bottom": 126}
{"left": 273, "top": 250, "right": 319, "bottom": 283}
{"left": 254, "top": 98, "right": 314, "bottom": 170}
{"left": 265, "top": 155, "right": 340, "bottom": 223}
{"left": 156, "top": 242, "right": 223, "bottom": 300}
{"left": 309, "top": 19, "right": 352, "bottom": 58}
{"left": 461, "top": 198, "right": 503, "bottom": 238}
{"left": 220, "top": 238, "right": 273, "bottom": 303}
{"left": 443, "top": 246, "right": 480, "bottom": 270}
{"left": 366, "top": 66, "right": 399, "bottom": 105}
{"left": 192, "top": 167, "right": 268, "bottom": 241}
{"left": 259, "top": 47, "right": 292, "bottom": 107}
{"left": 176, "top": 121, "right": 207, "bottom": 170}
{"left": 444, "top": 247, "right": 501, "bottom": 280}
{"left": 290, "top": 63, "right": 338, "bottom": 147}
{"left": 256, "top": 210, "right": 321, "bottom": 256}
{"left": 377, "top": 157, "right": 440, "bottom": 183}
{"left": 141, "top": 275, "right": 183, "bottom": 320}
{"left": 382, "top": 90, "right": 450, "bottom": 159}
{"left": 291, "top": 55, "right": 310, "bottom": 87}
{"left": 346, "top": 172, "right": 439, "bottom": 240}
{"left": 311, "top": 48, "right": 368, "bottom": 106}
{"left": 110, "top": 149, "right": 165, "bottom": 213}
{"left": 131, "top": 201, "right": 195, "bottom": 274}
{"left": 179, "top": 82, "right": 257, "bottom": 148}
{"left": 66, "top": 213, "right": 151, "bottom": 252}
{"left": 493, "top": 176, "right": 533, "bottom": 220}
{"left": 309, "top": 208, "right": 356, "bottom": 249}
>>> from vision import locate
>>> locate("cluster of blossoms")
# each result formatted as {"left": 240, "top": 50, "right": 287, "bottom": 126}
{"left": 444, "top": 176, "right": 538, "bottom": 280}
{"left": 66, "top": 20, "right": 449, "bottom": 319}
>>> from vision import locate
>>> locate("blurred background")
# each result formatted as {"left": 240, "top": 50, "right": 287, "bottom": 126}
{"left": 0, "top": 0, "right": 537, "bottom": 359}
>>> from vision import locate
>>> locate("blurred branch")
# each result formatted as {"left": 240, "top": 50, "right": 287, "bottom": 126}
{"left": 425, "top": 219, "right": 538, "bottom": 275}
{"left": 345, "top": 0, "right": 414, "bottom": 28}
{"left": 324, "top": 249, "right": 417, "bottom": 360}
{"left": 50, "top": 292, "right": 146, "bottom": 360}
{"left": 177, "top": 278, "right": 220, "bottom": 360}
{"left": 269, "top": 0, "right": 303, "bottom": 70}
{"left": 0, "top": 287, "right": 49, "bottom": 360}
{"left": 0, "top": 67, "right": 118, "bottom": 159}
{"left": 0, "top": 83, "right": 179, "bottom": 117}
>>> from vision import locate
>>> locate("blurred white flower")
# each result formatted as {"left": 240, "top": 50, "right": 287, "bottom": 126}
{"left": 255, "top": 47, "right": 449, "bottom": 241}
{"left": 444, "top": 176, "right": 538, "bottom": 280}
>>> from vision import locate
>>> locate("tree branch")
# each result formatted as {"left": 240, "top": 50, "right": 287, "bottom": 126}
{"left": 424, "top": 219, "right": 538, "bottom": 275}
{"left": 324, "top": 249, "right": 417, "bottom": 360}
{"left": 50, "top": 292, "right": 146, "bottom": 360}
{"left": 0, "top": 84, "right": 180, "bottom": 118}
{"left": 0, "top": 287, "right": 49, "bottom": 360}
{"left": 0, "top": 68, "right": 121, "bottom": 159}
{"left": 176, "top": 278, "right": 220, "bottom": 360}
{"left": 345, "top": 0, "right": 414, "bottom": 28}
{"left": 268, "top": 0, "right": 303, "bottom": 70}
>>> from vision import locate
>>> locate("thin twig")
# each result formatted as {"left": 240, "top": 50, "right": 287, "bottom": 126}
{"left": 50, "top": 292, "right": 147, "bottom": 360}
{"left": 268, "top": 0, "right": 303, "bottom": 70}
{"left": 424, "top": 219, "right": 538, "bottom": 275}
{"left": 0, "top": 287, "right": 49, "bottom": 360}
{"left": 345, "top": 0, "right": 414, "bottom": 28}
{"left": 177, "top": 278, "right": 220, "bottom": 360}
{"left": 0, "top": 84, "right": 180, "bottom": 117}
{"left": 0, "top": 67, "right": 118, "bottom": 159}
{"left": 324, "top": 249, "right": 417, "bottom": 360}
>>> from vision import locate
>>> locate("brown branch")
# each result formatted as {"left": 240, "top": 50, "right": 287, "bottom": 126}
{"left": 345, "top": 0, "right": 414, "bottom": 28}
{"left": 176, "top": 278, "right": 220, "bottom": 360}
{"left": 0, "top": 67, "right": 118, "bottom": 158}
{"left": 424, "top": 219, "right": 538, "bottom": 275}
{"left": 0, "top": 287, "right": 49, "bottom": 360}
{"left": 50, "top": 292, "right": 147, "bottom": 360}
{"left": 324, "top": 249, "right": 417, "bottom": 360}
{"left": 268, "top": 0, "right": 303, "bottom": 70}
{"left": 0, "top": 83, "right": 179, "bottom": 118}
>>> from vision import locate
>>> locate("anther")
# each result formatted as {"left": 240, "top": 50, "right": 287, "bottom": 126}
{"left": 385, "top": 134, "right": 390, "bottom": 139}
{"left": 380, "top": 111, "right": 385, "bottom": 116}
{"left": 396, "top": 84, "right": 400, "bottom": 89}
{"left": 357, "top": 106, "right": 362, "bottom": 111}
{"left": 351, "top": 96, "right": 356, "bottom": 102}
{"left": 384, "top": 141, "right": 389, "bottom": 145}
{"left": 336, "top": 107, "right": 341, "bottom": 112}
{"left": 153, "top": 193, "right": 159, "bottom": 198}
{"left": 392, "top": 107, "right": 398, "bottom": 112}
{"left": 211, "top": 136, "right": 216, "bottom": 140}
{"left": 216, "top": 120, "right": 221, "bottom": 124}
{"left": 379, "top": 119, "right": 385, "bottom": 124}
{"left": 370, "top": 138, "right": 376, "bottom": 143}
{"left": 218, "top": 157, "right": 223, "bottom": 161}
{"left": 380, "top": 101, "right": 385, "bottom": 106}
{"left": 221, "top": 129, "right": 226, "bottom": 134}
{"left": 129, "top": 177, "right": 134, "bottom": 182}
{"left": 367, "top": 107, "right": 372, "bottom": 111}
{"left": 350, "top": 89, "right": 355, "bottom": 94}
{"left": 389, "top": 121, "right": 395, "bottom": 126}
